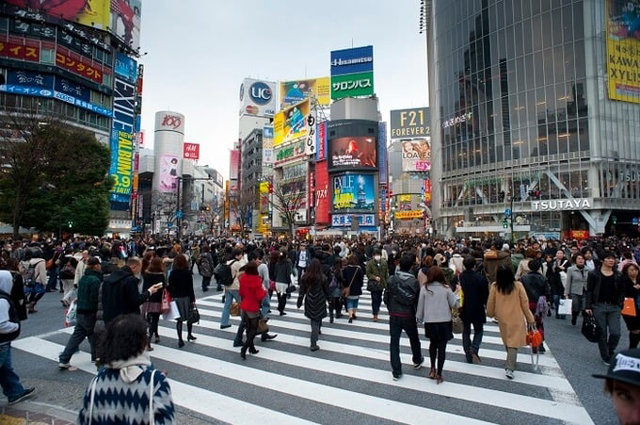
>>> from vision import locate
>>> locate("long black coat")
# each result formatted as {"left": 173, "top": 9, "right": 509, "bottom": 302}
{"left": 297, "top": 274, "right": 329, "bottom": 320}
{"left": 459, "top": 270, "right": 489, "bottom": 324}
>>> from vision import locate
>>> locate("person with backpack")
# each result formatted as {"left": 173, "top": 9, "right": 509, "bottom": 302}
{"left": 219, "top": 249, "right": 246, "bottom": 329}
{"left": 19, "top": 248, "right": 47, "bottom": 313}
{"left": 197, "top": 245, "right": 214, "bottom": 292}
{"left": 384, "top": 253, "right": 423, "bottom": 381}
{"left": 59, "top": 251, "right": 78, "bottom": 307}
{"left": 0, "top": 270, "right": 36, "bottom": 405}
{"left": 459, "top": 255, "right": 489, "bottom": 363}
{"left": 297, "top": 259, "right": 330, "bottom": 352}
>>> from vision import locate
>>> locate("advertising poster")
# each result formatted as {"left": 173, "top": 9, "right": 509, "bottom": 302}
{"left": 330, "top": 71, "right": 374, "bottom": 100}
{"left": 390, "top": 107, "right": 430, "bottom": 139}
{"left": 114, "top": 52, "right": 138, "bottom": 83}
{"left": 395, "top": 210, "right": 424, "bottom": 220}
{"left": 330, "top": 45, "right": 374, "bottom": 76}
{"left": 273, "top": 98, "right": 310, "bottom": 147}
{"left": 329, "top": 136, "right": 377, "bottom": 169}
{"left": 332, "top": 174, "right": 376, "bottom": 212}
{"left": 378, "top": 122, "right": 388, "bottom": 183}
{"left": 239, "top": 78, "right": 277, "bottom": 117}
{"left": 315, "top": 161, "right": 330, "bottom": 224}
{"left": 111, "top": 0, "right": 142, "bottom": 51}
{"left": 401, "top": 139, "right": 431, "bottom": 172}
{"left": 158, "top": 155, "right": 178, "bottom": 193}
{"left": 279, "top": 77, "right": 331, "bottom": 107}
{"left": 109, "top": 76, "right": 135, "bottom": 203}
{"left": 259, "top": 181, "right": 270, "bottom": 213}
{"left": 316, "top": 121, "right": 328, "bottom": 161}
{"left": 183, "top": 143, "right": 200, "bottom": 160}
{"left": 229, "top": 149, "right": 240, "bottom": 180}
{"left": 6, "top": 0, "right": 111, "bottom": 29}
{"left": 606, "top": 0, "right": 640, "bottom": 103}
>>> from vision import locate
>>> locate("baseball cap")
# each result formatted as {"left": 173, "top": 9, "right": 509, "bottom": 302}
{"left": 593, "top": 348, "right": 640, "bottom": 387}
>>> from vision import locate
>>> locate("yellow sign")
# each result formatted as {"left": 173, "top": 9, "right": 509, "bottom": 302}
{"left": 605, "top": 0, "right": 640, "bottom": 103}
{"left": 279, "top": 77, "right": 330, "bottom": 107}
{"left": 399, "top": 194, "right": 412, "bottom": 202}
{"left": 111, "top": 131, "right": 133, "bottom": 194}
{"left": 273, "top": 99, "right": 310, "bottom": 147}
{"left": 77, "top": 0, "right": 111, "bottom": 29}
{"left": 395, "top": 210, "right": 423, "bottom": 220}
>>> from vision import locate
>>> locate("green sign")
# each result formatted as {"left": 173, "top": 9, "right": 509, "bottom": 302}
{"left": 331, "top": 71, "right": 374, "bottom": 100}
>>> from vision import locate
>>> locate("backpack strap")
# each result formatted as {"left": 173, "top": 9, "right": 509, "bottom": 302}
{"left": 149, "top": 369, "right": 157, "bottom": 425}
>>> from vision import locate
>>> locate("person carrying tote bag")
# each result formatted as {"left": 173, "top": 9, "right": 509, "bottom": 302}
{"left": 341, "top": 255, "right": 363, "bottom": 323}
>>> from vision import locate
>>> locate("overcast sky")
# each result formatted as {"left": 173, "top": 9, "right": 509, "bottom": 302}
{"left": 139, "top": 0, "right": 428, "bottom": 179}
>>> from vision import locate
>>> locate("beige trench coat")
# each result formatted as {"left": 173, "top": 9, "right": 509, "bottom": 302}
{"left": 487, "top": 281, "right": 535, "bottom": 348}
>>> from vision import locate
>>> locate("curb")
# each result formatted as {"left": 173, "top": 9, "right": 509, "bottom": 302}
{"left": 1, "top": 401, "right": 77, "bottom": 424}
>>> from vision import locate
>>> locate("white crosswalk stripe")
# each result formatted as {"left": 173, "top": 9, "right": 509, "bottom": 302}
{"left": 13, "top": 292, "right": 594, "bottom": 425}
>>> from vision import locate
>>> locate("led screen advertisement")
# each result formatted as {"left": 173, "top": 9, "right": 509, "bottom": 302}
{"left": 279, "top": 77, "right": 331, "bottom": 107}
{"left": 606, "top": 0, "right": 640, "bottom": 104}
{"left": 273, "top": 98, "right": 310, "bottom": 147}
{"left": 332, "top": 174, "right": 376, "bottom": 212}
{"left": 329, "top": 136, "right": 377, "bottom": 169}
{"left": 401, "top": 139, "right": 431, "bottom": 172}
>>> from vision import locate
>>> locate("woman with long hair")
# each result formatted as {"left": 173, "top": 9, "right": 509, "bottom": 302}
{"left": 328, "top": 258, "right": 345, "bottom": 322}
{"left": 273, "top": 249, "right": 293, "bottom": 316}
{"left": 487, "top": 265, "right": 535, "bottom": 379}
{"left": 77, "top": 314, "right": 175, "bottom": 424}
{"left": 297, "top": 259, "right": 330, "bottom": 351}
{"left": 167, "top": 254, "right": 196, "bottom": 348}
{"left": 341, "top": 254, "right": 364, "bottom": 323}
{"left": 416, "top": 266, "right": 458, "bottom": 384}
{"left": 238, "top": 261, "right": 266, "bottom": 359}
{"left": 142, "top": 257, "right": 166, "bottom": 350}
{"left": 622, "top": 262, "right": 640, "bottom": 348}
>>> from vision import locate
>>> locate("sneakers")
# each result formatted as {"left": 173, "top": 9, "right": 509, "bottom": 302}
{"left": 392, "top": 372, "right": 402, "bottom": 381}
{"left": 8, "top": 388, "right": 36, "bottom": 405}
{"left": 413, "top": 357, "right": 425, "bottom": 370}
{"left": 505, "top": 369, "right": 514, "bottom": 379}
{"left": 58, "top": 362, "right": 70, "bottom": 370}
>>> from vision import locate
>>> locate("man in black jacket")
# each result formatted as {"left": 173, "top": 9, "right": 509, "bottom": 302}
{"left": 101, "top": 257, "right": 160, "bottom": 325}
{"left": 521, "top": 259, "right": 551, "bottom": 353}
{"left": 384, "top": 253, "right": 423, "bottom": 381}
{"left": 459, "top": 255, "right": 489, "bottom": 363}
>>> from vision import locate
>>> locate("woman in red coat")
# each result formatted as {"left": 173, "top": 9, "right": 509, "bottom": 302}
{"left": 239, "top": 261, "right": 266, "bottom": 360}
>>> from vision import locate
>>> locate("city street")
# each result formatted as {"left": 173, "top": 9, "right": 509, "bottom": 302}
{"left": 2, "top": 274, "right": 622, "bottom": 425}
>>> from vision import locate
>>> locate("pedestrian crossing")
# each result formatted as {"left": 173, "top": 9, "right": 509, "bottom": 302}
{"left": 13, "top": 292, "right": 595, "bottom": 425}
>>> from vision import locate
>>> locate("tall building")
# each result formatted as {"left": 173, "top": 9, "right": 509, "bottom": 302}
{"left": 425, "top": 0, "right": 640, "bottom": 238}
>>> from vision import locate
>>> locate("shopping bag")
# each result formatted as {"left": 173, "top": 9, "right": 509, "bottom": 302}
{"left": 64, "top": 300, "right": 77, "bottom": 327}
{"left": 257, "top": 319, "right": 269, "bottom": 334}
{"left": 161, "top": 290, "right": 171, "bottom": 315}
{"left": 162, "top": 300, "right": 180, "bottom": 321}
{"left": 622, "top": 297, "right": 637, "bottom": 317}
{"left": 451, "top": 308, "right": 463, "bottom": 334}
{"left": 230, "top": 302, "right": 241, "bottom": 317}
{"left": 557, "top": 298, "right": 572, "bottom": 316}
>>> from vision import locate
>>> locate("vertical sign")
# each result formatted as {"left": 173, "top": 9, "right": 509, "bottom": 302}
{"left": 316, "top": 120, "right": 327, "bottom": 161}
{"left": 315, "top": 161, "right": 330, "bottom": 224}
{"left": 109, "top": 76, "right": 136, "bottom": 204}
{"left": 378, "top": 122, "right": 388, "bottom": 184}
{"left": 183, "top": 143, "right": 200, "bottom": 160}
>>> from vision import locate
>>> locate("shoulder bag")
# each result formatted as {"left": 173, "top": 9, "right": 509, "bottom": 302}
{"left": 342, "top": 267, "right": 359, "bottom": 298}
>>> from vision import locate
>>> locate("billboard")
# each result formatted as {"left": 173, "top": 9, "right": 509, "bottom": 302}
{"left": 109, "top": 76, "right": 136, "bottom": 203}
{"left": 331, "top": 214, "right": 376, "bottom": 227}
{"left": 183, "top": 143, "right": 200, "bottom": 160}
{"left": 274, "top": 139, "right": 306, "bottom": 166}
{"left": 279, "top": 77, "right": 331, "bottom": 107}
{"left": 158, "top": 155, "right": 179, "bottom": 193}
{"left": 239, "top": 78, "right": 277, "bottom": 117}
{"left": 395, "top": 210, "right": 424, "bottom": 220}
{"left": 0, "top": 39, "right": 40, "bottom": 62}
{"left": 155, "top": 111, "right": 185, "bottom": 135}
{"left": 606, "top": 0, "right": 640, "bottom": 103}
{"left": 329, "top": 136, "right": 377, "bottom": 169}
{"left": 378, "top": 122, "right": 388, "bottom": 183}
{"left": 273, "top": 98, "right": 310, "bottom": 147}
{"left": 401, "top": 140, "right": 431, "bottom": 172}
{"left": 331, "top": 71, "right": 374, "bottom": 100}
{"left": 5, "top": 0, "right": 111, "bottom": 29}
{"left": 330, "top": 45, "right": 374, "bottom": 76}
{"left": 316, "top": 121, "right": 328, "bottom": 161}
{"left": 229, "top": 149, "right": 240, "bottom": 180}
{"left": 262, "top": 125, "right": 274, "bottom": 176}
{"left": 390, "top": 107, "right": 430, "bottom": 139}
{"left": 56, "top": 47, "right": 105, "bottom": 84}
{"left": 111, "top": 0, "right": 142, "bottom": 51}
{"left": 332, "top": 174, "right": 376, "bottom": 212}
{"left": 114, "top": 52, "right": 138, "bottom": 83}
{"left": 315, "top": 161, "right": 330, "bottom": 224}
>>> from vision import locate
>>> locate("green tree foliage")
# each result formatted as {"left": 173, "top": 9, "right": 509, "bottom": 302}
{"left": 0, "top": 113, "right": 111, "bottom": 237}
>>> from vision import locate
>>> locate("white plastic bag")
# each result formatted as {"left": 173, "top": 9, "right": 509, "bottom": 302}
{"left": 162, "top": 300, "right": 180, "bottom": 321}
{"left": 558, "top": 298, "right": 572, "bottom": 316}
{"left": 65, "top": 299, "right": 77, "bottom": 327}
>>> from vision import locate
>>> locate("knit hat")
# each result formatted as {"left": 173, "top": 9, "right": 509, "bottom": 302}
{"left": 529, "top": 259, "right": 542, "bottom": 272}
{"left": 502, "top": 243, "right": 511, "bottom": 252}
{"left": 593, "top": 348, "right": 640, "bottom": 387}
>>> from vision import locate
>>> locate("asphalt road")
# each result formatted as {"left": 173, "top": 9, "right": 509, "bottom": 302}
{"left": 5, "top": 273, "right": 623, "bottom": 425}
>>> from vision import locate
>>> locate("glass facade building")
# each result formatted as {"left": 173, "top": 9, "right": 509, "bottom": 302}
{"left": 426, "top": 0, "right": 640, "bottom": 238}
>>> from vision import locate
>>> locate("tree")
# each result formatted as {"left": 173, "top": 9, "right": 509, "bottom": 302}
{"left": 269, "top": 184, "right": 306, "bottom": 239}
{"left": 0, "top": 111, "right": 111, "bottom": 237}
{"left": 230, "top": 191, "right": 255, "bottom": 235}
{"left": 150, "top": 191, "right": 178, "bottom": 234}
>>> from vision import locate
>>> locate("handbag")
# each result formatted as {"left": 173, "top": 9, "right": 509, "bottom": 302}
{"left": 526, "top": 324, "right": 542, "bottom": 371}
{"left": 45, "top": 258, "right": 54, "bottom": 270}
{"left": 582, "top": 313, "right": 601, "bottom": 343}
{"left": 188, "top": 305, "right": 200, "bottom": 324}
{"left": 622, "top": 297, "right": 637, "bottom": 317}
{"left": 162, "top": 300, "right": 180, "bottom": 321}
{"left": 230, "top": 302, "right": 241, "bottom": 317}
{"left": 342, "top": 267, "right": 359, "bottom": 298}
{"left": 269, "top": 280, "right": 276, "bottom": 292}
{"left": 366, "top": 279, "right": 383, "bottom": 292}
{"left": 257, "top": 319, "right": 269, "bottom": 334}
{"left": 451, "top": 308, "right": 463, "bottom": 334}
{"left": 161, "top": 290, "right": 171, "bottom": 315}
{"left": 557, "top": 298, "right": 572, "bottom": 316}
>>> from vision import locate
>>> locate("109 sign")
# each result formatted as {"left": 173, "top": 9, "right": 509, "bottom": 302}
{"left": 249, "top": 82, "right": 272, "bottom": 105}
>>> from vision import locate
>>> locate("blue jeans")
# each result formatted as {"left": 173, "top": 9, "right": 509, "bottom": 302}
{"left": 462, "top": 320, "right": 484, "bottom": 356}
{"left": 0, "top": 343, "right": 25, "bottom": 399}
{"left": 220, "top": 289, "right": 240, "bottom": 327}
{"left": 260, "top": 293, "right": 270, "bottom": 318}
{"left": 371, "top": 291, "right": 383, "bottom": 316}
{"left": 345, "top": 297, "right": 359, "bottom": 310}
{"left": 389, "top": 316, "right": 422, "bottom": 376}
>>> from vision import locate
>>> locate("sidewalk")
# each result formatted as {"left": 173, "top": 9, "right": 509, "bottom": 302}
{"left": 0, "top": 401, "right": 77, "bottom": 425}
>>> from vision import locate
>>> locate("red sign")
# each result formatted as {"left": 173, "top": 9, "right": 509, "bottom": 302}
{"left": 424, "top": 179, "right": 432, "bottom": 204}
{"left": 0, "top": 40, "right": 40, "bottom": 62}
{"left": 55, "top": 48, "right": 103, "bottom": 83}
{"left": 569, "top": 230, "right": 589, "bottom": 240}
{"left": 183, "top": 143, "right": 200, "bottom": 160}
{"left": 315, "top": 161, "right": 330, "bottom": 224}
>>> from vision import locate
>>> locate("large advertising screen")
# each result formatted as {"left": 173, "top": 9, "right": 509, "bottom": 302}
{"left": 280, "top": 77, "right": 330, "bottom": 107}
{"left": 401, "top": 139, "right": 431, "bottom": 172}
{"left": 273, "top": 98, "right": 310, "bottom": 147}
{"left": 329, "top": 136, "right": 377, "bottom": 169}
{"left": 332, "top": 174, "right": 376, "bottom": 212}
{"left": 6, "top": 0, "right": 111, "bottom": 29}
{"left": 390, "top": 107, "right": 430, "bottom": 139}
{"left": 109, "top": 76, "right": 136, "bottom": 203}
{"left": 606, "top": 0, "right": 640, "bottom": 103}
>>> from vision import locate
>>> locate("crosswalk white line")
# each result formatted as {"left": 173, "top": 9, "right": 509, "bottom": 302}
{"left": 12, "top": 337, "right": 320, "bottom": 425}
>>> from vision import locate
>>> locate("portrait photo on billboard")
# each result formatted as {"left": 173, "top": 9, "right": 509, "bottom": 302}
{"left": 332, "top": 173, "right": 376, "bottom": 212}
{"left": 329, "top": 136, "right": 377, "bottom": 170}
{"left": 159, "top": 155, "right": 179, "bottom": 193}
{"left": 111, "top": 0, "right": 142, "bottom": 51}
{"left": 401, "top": 139, "right": 431, "bottom": 172}
{"left": 6, "top": 0, "right": 111, "bottom": 29}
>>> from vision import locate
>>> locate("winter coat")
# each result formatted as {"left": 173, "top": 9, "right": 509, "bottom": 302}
{"left": 416, "top": 282, "right": 458, "bottom": 323}
{"left": 514, "top": 258, "right": 531, "bottom": 280}
{"left": 483, "top": 250, "right": 511, "bottom": 283}
{"left": 384, "top": 270, "right": 420, "bottom": 317}
{"left": 585, "top": 269, "right": 624, "bottom": 309}
{"left": 458, "top": 270, "right": 489, "bottom": 324}
{"left": 167, "top": 269, "right": 195, "bottom": 302}
{"left": 341, "top": 265, "right": 364, "bottom": 297}
{"left": 564, "top": 265, "right": 588, "bottom": 296}
{"left": 102, "top": 267, "right": 147, "bottom": 324}
{"left": 487, "top": 281, "right": 535, "bottom": 348}
{"left": 511, "top": 253, "right": 524, "bottom": 274}
{"left": 520, "top": 271, "right": 550, "bottom": 304}
{"left": 273, "top": 260, "right": 293, "bottom": 284}
{"left": 239, "top": 274, "right": 266, "bottom": 313}
{"left": 76, "top": 269, "right": 102, "bottom": 314}
{"left": 297, "top": 274, "right": 329, "bottom": 320}
{"left": 143, "top": 272, "right": 165, "bottom": 304}
{"left": 365, "top": 259, "right": 389, "bottom": 292}
{"left": 549, "top": 259, "right": 570, "bottom": 295}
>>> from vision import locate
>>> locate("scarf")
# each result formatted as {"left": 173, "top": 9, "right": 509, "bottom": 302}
{"left": 108, "top": 351, "right": 151, "bottom": 384}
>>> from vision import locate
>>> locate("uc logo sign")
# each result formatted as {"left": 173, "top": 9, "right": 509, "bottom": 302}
{"left": 249, "top": 82, "right": 272, "bottom": 105}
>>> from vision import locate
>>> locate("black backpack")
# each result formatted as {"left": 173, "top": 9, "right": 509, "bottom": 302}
{"left": 0, "top": 291, "right": 20, "bottom": 343}
{"left": 214, "top": 260, "right": 236, "bottom": 286}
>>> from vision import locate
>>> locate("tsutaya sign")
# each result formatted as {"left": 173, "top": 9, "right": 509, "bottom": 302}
{"left": 532, "top": 198, "right": 593, "bottom": 211}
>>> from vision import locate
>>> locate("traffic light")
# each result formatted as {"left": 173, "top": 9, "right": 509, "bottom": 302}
{"left": 612, "top": 215, "right": 617, "bottom": 224}
{"left": 502, "top": 220, "right": 508, "bottom": 229}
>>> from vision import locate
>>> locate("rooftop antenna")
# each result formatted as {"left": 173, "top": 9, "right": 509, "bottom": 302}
{"left": 351, "top": 38, "right": 354, "bottom": 47}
